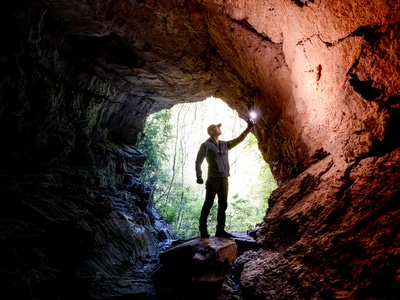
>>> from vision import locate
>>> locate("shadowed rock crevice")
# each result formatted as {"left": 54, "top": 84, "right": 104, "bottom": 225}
{"left": 349, "top": 73, "right": 383, "bottom": 100}
{"left": 370, "top": 104, "right": 400, "bottom": 156}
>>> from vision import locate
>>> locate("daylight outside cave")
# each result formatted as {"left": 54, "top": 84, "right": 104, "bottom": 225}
{"left": 139, "top": 97, "right": 277, "bottom": 238}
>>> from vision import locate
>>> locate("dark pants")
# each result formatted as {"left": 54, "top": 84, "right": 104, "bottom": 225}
{"left": 199, "top": 177, "right": 228, "bottom": 228}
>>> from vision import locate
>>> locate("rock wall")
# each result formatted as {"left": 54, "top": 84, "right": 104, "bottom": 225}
{"left": 0, "top": 0, "right": 399, "bottom": 299}
{"left": 0, "top": 139, "right": 175, "bottom": 298}
{"left": 222, "top": 149, "right": 400, "bottom": 299}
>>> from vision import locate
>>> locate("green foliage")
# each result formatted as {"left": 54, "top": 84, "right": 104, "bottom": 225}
{"left": 226, "top": 194, "right": 263, "bottom": 230}
{"left": 138, "top": 104, "right": 277, "bottom": 239}
{"left": 243, "top": 134, "right": 276, "bottom": 210}
{"left": 138, "top": 110, "right": 173, "bottom": 193}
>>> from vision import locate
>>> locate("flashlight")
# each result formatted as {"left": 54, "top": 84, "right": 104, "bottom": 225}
{"left": 248, "top": 111, "right": 257, "bottom": 125}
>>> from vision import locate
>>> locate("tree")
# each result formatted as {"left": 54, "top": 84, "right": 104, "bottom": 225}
{"left": 138, "top": 109, "right": 173, "bottom": 199}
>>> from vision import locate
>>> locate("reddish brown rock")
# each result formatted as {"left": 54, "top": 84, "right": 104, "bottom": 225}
{"left": 224, "top": 148, "right": 400, "bottom": 299}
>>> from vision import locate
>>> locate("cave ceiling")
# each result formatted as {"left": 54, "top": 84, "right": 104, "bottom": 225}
{"left": 2, "top": 0, "right": 400, "bottom": 183}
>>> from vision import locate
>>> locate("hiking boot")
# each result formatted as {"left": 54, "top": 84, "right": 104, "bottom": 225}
{"left": 199, "top": 226, "right": 210, "bottom": 238}
{"left": 215, "top": 225, "right": 234, "bottom": 238}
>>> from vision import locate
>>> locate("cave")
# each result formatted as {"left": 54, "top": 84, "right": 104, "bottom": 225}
{"left": 0, "top": 1, "right": 399, "bottom": 299}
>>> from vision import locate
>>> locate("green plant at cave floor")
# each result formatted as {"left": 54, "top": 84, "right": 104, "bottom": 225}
{"left": 138, "top": 102, "right": 277, "bottom": 239}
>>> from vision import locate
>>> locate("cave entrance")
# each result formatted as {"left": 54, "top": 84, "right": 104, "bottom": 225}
{"left": 138, "top": 97, "right": 276, "bottom": 239}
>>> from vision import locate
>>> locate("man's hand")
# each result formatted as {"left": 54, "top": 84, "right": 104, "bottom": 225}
{"left": 247, "top": 118, "right": 255, "bottom": 130}
{"left": 196, "top": 178, "right": 204, "bottom": 184}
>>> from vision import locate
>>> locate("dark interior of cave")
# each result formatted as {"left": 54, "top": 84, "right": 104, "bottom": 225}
{"left": 0, "top": 1, "right": 399, "bottom": 299}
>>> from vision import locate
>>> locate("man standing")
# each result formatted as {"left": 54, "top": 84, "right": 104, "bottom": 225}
{"left": 195, "top": 120, "right": 254, "bottom": 238}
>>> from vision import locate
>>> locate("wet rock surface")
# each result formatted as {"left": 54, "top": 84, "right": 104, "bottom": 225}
{"left": 1, "top": 0, "right": 399, "bottom": 299}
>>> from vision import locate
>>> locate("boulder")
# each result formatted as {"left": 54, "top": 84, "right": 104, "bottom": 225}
{"left": 157, "top": 237, "right": 238, "bottom": 299}
{"left": 159, "top": 237, "right": 237, "bottom": 282}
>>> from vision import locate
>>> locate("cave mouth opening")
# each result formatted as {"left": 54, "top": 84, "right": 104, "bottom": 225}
{"left": 138, "top": 97, "right": 277, "bottom": 239}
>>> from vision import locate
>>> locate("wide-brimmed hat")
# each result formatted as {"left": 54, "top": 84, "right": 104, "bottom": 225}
{"left": 207, "top": 123, "right": 221, "bottom": 134}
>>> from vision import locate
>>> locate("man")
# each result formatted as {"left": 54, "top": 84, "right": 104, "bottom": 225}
{"left": 195, "top": 119, "right": 254, "bottom": 238}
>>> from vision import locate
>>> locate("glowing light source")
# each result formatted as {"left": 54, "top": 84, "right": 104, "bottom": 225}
{"left": 248, "top": 110, "right": 257, "bottom": 125}
{"left": 249, "top": 111, "right": 257, "bottom": 119}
